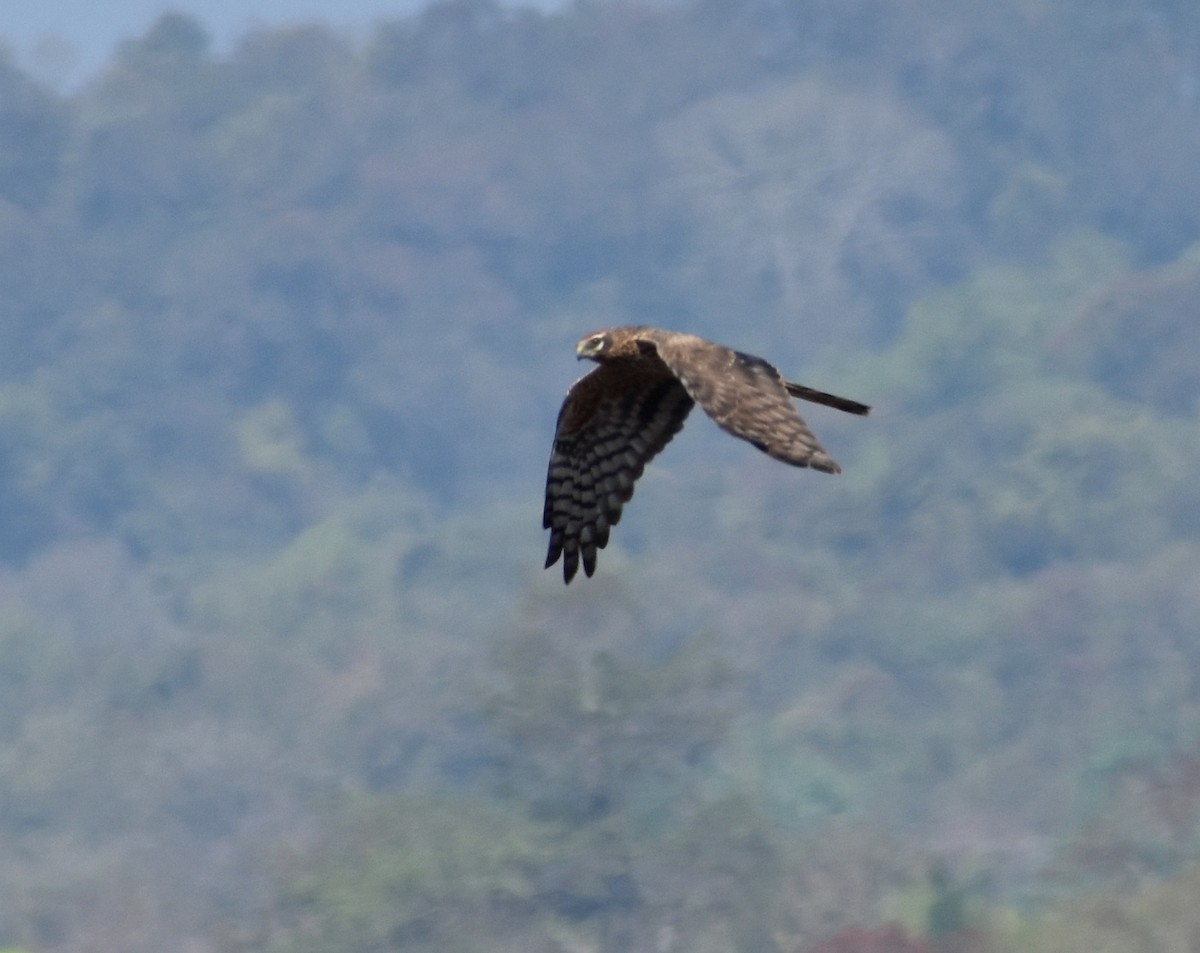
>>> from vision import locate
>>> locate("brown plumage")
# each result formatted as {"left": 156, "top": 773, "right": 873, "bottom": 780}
{"left": 543, "top": 326, "right": 869, "bottom": 582}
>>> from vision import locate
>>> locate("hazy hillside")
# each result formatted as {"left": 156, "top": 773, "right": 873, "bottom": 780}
{"left": 0, "top": 1, "right": 1198, "bottom": 950}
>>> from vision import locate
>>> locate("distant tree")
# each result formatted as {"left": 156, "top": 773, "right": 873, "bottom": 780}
{"left": 487, "top": 627, "right": 735, "bottom": 825}
{"left": 266, "top": 794, "right": 550, "bottom": 953}
{"left": 803, "top": 924, "right": 932, "bottom": 953}
{"left": 0, "top": 57, "right": 69, "bottom": 209}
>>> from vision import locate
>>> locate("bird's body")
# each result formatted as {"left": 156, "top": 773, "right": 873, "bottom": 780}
{"left": 543, "top": 326, "right": 869, "bottom": 582}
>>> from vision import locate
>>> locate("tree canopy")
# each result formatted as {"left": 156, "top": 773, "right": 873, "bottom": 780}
{"left": 0, "top": 1, "right": 1199, "bottom": 949}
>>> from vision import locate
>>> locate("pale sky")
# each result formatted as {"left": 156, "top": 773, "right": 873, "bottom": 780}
{"left": 2, "top": 0, "right": 555, "bottom": 88}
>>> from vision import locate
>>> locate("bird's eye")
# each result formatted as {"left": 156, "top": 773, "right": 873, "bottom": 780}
{"left": 589, "top": 334, "right": 608, "bottom": 351}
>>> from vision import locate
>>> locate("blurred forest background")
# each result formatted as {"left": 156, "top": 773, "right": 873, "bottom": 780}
{"left": 1, "top": 0, "right": 1199, "bottom": 950}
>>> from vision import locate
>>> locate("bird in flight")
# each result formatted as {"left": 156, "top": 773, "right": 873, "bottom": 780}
{"left": 543, "top": 326, "right": 869, "bottom": 582}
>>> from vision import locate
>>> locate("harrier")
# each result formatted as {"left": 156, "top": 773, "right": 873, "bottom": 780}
{"left": 543, "top": 326, "right": 869, "bottom": 582}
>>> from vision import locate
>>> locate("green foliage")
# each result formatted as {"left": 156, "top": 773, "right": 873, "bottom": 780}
{"left": 270, "top": 794, "right": 551, "bottom": 953}
{"left": 0, "top": 58, "right": 69, "bottom": 210}
{"left": 488, "top": 626, "right": 735, "bottom": 827}
{"left": 991, "top": 867, "right": 1200, "bottom": 953}
{"left": 0, "top": 1, "right": 1198, "bottom": 950}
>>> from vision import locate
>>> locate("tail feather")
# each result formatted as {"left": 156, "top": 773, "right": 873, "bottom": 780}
{"left": 784, "top": 381, "right": 870, "bottom": 416}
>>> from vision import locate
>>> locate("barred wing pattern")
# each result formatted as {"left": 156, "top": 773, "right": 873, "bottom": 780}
{"left": 646, "top": 330, "right": 842, "bottom": 473}
{"left": 544, "top": 326, "right": 867, "bottom": 582}
{"left": 543, "top": 363, "right": 694, "bottom": 583}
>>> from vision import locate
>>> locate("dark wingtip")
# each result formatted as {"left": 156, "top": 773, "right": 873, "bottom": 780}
{"left": 561, "top": 547, "right": 579, "bottom": 583}
{"left": 544, "top": 534, "right": 563, "bottom": 570}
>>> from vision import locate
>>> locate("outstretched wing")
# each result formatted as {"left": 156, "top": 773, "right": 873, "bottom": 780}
{"left": 642, "top": 330, "right": 842, "bottom": 473}
{"left": 544, "top": 363, "right": 694, "bottom": 583}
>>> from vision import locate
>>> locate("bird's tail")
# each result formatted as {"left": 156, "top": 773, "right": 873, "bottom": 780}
{"left": 784, "top": 381, "right": 871, "bottom": 416}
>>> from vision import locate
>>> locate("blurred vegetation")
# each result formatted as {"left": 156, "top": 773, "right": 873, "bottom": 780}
{"left": 0, "top": 0, "right": 1198, "bottom": 950}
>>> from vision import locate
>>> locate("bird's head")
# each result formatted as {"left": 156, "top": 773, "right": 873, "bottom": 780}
{"left": 575, "top": 330, "right": 614, "bottom": 362}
